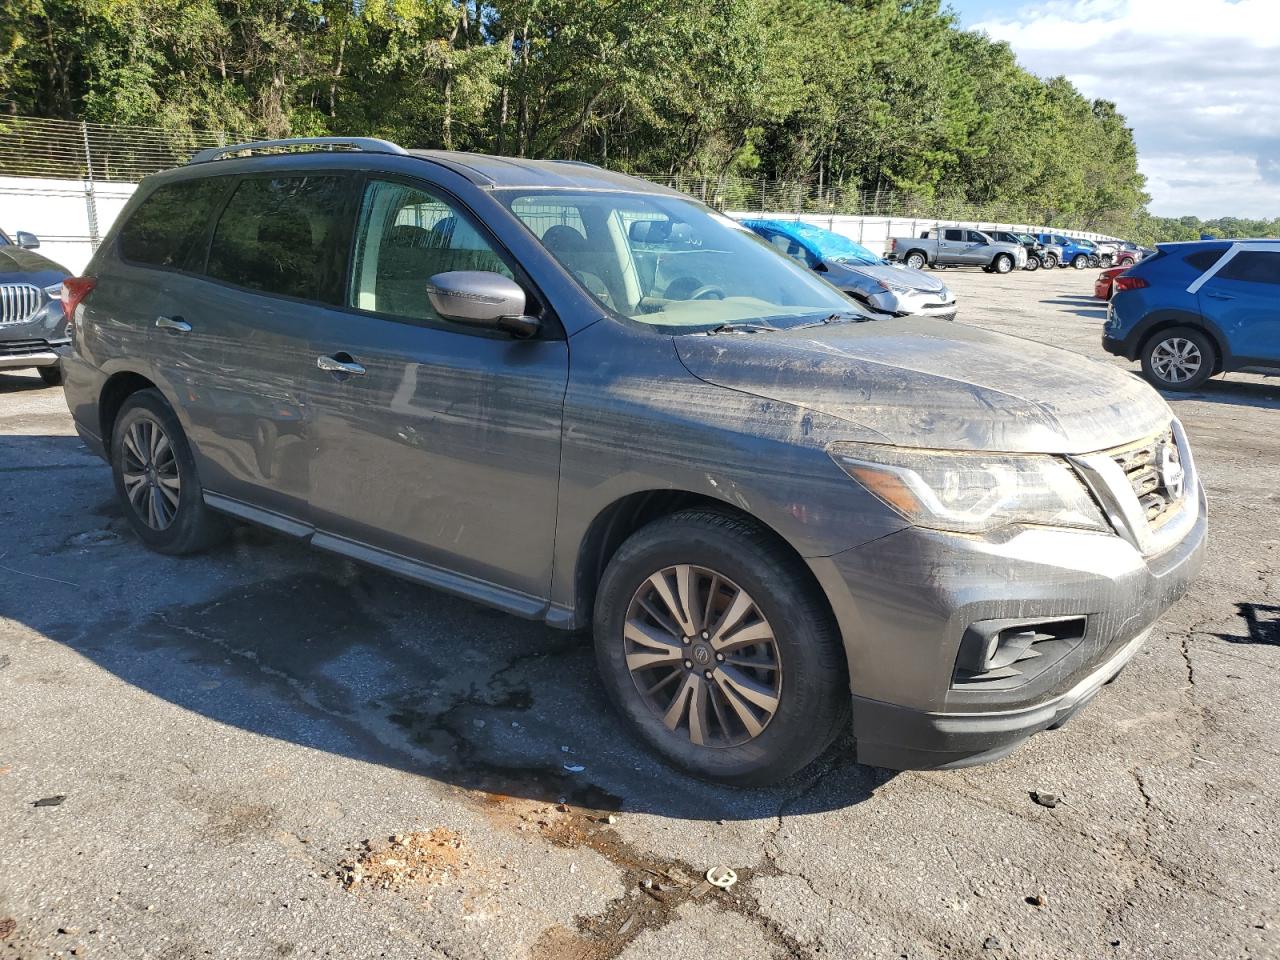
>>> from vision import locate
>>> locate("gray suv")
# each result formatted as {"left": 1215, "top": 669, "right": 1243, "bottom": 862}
{"left": 61, "top": 138, "right": 1207, "bottom": 785}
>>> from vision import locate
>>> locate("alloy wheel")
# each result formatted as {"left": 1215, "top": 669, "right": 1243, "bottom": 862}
{"left": 623, "top": 564, "right": 782, "bottom": 747}
{"left": 120, "top": 417, "right": 181, "bottom": 530}
{"left": 1151, "top": 337, "right": 1203, "bottom": 384}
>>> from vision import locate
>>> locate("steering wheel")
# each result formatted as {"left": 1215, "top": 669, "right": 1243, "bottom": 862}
{"left": 687, "top": 284, "right": 726, "bottom": 301}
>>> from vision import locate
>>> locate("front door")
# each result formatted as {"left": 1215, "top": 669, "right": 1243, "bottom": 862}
{"left": 1197, "top": 248, "right": 1280, "bottom": 363}
{"left": 307, "top": 176, "right": 569, "bottom": 607}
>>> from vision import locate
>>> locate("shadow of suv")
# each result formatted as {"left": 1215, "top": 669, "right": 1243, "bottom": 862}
{"left": 60, "top": 137, "right": 1206, "bottom": 785}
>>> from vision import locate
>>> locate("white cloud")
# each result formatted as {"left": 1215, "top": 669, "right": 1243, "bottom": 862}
{"left": 972, "top": 0, "right": 1280, "bottom": 219}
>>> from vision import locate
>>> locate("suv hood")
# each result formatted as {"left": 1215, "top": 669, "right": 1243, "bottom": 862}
{"left": 675, "top": 317, "right": 1170, "bottom": 454}
{"left": 826, "top": 261, "right": 948, "bottom": 295}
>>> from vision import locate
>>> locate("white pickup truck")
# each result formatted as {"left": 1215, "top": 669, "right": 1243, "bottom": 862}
{"left": 887, "top": 228, "right": 1028, "bottom": 274}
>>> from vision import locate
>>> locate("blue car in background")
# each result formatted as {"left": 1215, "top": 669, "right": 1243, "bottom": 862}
{"left": 1104, "top": 239, "right": 1280, "bottom": 390}
{"left": 743, "top": 219, "right": 957, "bottom": 320}
{"left": 1035, "top": 233, "right": 1095, "bottom": 270}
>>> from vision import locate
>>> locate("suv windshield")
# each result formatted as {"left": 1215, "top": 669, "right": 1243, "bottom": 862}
{"left": 502, "top": 191, "right": 853, "bottom": 331}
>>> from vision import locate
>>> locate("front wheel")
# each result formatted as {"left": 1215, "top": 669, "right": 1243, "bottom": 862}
{"left": 37, "top": 365, "right": 63, "bottom": 387}
{"left": 593, "top": 510, "right": 849, "bottom": 786}
{"left": 111, "top": 389, "right": 228, "bottom": 554}
{"left": 1141, "top": 326, "right": 1217, "bottom": 391}
{"left": 993, "top": 253, "right": 1014, "bottom": 274}
{"left": 1042, "top": 253, "right": 1058, "bottom": 269}
{"left": 1072, "top": 254, "right": 1088, "bottom": 270}
{"left": 1024, "top": 255, "right": 1040, "bottom": 271}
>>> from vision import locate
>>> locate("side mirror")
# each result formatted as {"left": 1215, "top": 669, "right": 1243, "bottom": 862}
{"left": 427, "top": 271, "right": 540, "bottom": 338}
{"left": 15, "top": 231, "right": 39, "bottom": 249}
{"left": 629, "top": 219, "right": 670, "bottom": 243}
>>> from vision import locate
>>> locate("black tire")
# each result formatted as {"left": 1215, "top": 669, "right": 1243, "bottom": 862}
{"left": 593, "top": 509, "right": 849, "bottom": 786}
{"left": 1101, "top": 254, "right": 1113, "bottom": 267}
{"left": 1140, "top": 326, "right": 1217, "bottom": 391}
{"left": 1025, "top": 255, "right": 1040, "bottom": 271}
{"left": 1042, "top": 253, "right": 1058, "bottom": 269}
{"left": 1118, "top": 256, "right": 1135, "bottom": 267}
{"left": 1072, "top": 254, "right": 1088, "bottom": 270}
{"left": 37, "top": 365, "right": 63, "bottom": 386}
{"left": 993, "top": 253, "right": 1014, "bottom": 274}
{"left": 110, "top": 389, "right": 228, "bottom": 554}
{"left": 904, "top": 251, "right": 927, "bottom": 270}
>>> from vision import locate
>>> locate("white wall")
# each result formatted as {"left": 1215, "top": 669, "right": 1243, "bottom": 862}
{"left": 1, "top": 176, "right": 136, "bottom": 273}
{"left": 727, "top": 210, "right": 1120, "bottom": 258}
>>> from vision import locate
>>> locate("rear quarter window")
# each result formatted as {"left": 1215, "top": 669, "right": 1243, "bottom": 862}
{"left": 1184, "top": 249, "right": 1226, "bottom": 271}
{"left": 118, "top": 178, "right": 232, "bottom": 270}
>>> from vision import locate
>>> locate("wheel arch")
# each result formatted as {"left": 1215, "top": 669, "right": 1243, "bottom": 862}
{"left": 568, "top": 489, "right": 836, "bottom": 635}
{"left": 1135, "top": 312, "right": 1228, "bottom": 372}
{"left": 99, "top": 370, "right": 161, "bottom": 452}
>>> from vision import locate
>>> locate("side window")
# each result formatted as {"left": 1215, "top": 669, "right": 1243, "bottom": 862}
{"left": 1216, "top": 251, "right": 1280, "bottom": 285}
{"left": 206, "top": 175, "right": 350, "bottom": 304}
{"left": 967, "top": 231, "right": 987, "bottom": 243}
{"left": 119, "top": 178, "right": 231, "bottom": 270}
{"left": 944, "top": 229, "right": 963, "bottom": 241}
{"left": 349, "top": 179, "right": 513, "bottom": 321}
{"left": 1185, "top": 249, "right": 1225, "bottom": 271}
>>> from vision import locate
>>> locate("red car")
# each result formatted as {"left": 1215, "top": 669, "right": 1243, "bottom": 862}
{"left": 1095, "top": 265, "right": 1127, "bottom": 300}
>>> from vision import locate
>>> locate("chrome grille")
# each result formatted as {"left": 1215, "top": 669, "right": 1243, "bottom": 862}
{"left": 0, "top": 283, "right": 43, "bottom": 325}
{"left": 1110, "top": 428, "right": 1183, "bottom": 527}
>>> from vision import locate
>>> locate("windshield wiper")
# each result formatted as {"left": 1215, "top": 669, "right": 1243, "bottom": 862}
{"left": 791, "top": 311, "right": 875, "bottom": 329}
{"left": 705, "top": 321, "right": 778, "bottom": 335}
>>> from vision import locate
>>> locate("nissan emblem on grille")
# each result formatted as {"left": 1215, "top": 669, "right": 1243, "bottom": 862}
{"left": 1158, "top": 441, "right": 1185, "bottom": 501}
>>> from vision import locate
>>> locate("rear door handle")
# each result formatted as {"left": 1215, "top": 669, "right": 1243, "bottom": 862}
{"left": 156, "top": 315, "right": 191, "bottom": 332}
{"left": 1205, "top": 292, "right": 1235, "bottom": 301}
{"left": 317, "top": 353, "right": 366, "bottom": 377}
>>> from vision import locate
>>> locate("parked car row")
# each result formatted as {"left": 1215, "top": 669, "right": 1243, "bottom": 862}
{"left": 886, "top": 228, "right": 1151, "bottom": 274}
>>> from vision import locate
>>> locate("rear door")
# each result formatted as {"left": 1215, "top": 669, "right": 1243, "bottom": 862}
{"left": 149, "top": 170, "right": 357, "bottom": 524}
{"left": 306, "top": 175, "right": 568, "bottom": 605}
{"left": 1196, "top": 248, "right": 1280, "bottom": 363}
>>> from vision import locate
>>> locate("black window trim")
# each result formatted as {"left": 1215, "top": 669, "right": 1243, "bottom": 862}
{"left": 332, "top": 169, "right": 565, "bottom": 341}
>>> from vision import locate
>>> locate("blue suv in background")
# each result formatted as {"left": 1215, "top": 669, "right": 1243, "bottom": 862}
{"left": 1104, "top": 239, "right": 1280, "bottom": 390}
{"left": 1035, "top": 233, "right": 1094, "bottom": 270}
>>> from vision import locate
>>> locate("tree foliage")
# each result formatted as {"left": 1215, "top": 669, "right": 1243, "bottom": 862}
{"left": 2, "top": 0, "right": 1165, "bottom": 234}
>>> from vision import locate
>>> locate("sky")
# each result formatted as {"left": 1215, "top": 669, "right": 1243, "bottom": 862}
{"left": 947, "top": 0, "right": 1280, "bottom": 220}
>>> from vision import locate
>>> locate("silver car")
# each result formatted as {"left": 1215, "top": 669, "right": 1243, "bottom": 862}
{"left": 60, "top": 138, "right": 1206, "bottom": 785}
{"left": 744, "top": 219, "right": 957, "bottom": 320}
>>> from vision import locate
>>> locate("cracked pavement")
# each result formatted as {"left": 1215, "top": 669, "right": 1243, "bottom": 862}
{"left": 2, "top": 267, "right": 1278, "bottom": 959}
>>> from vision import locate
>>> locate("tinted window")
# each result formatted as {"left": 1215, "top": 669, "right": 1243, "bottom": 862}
{"left": 1185, "top": 249, "right": 1225, "bottom": 271}
{"left": 207, "top": 175, "right": 350, "bottom": 303}
{"left": 349, "top": 179, "right": 513, "bottom": 321}
{"left": 944, "top": 229, "right": 963, "bottom": 241}
{"left": 0, "top": 232, "right": 9, "bottom": 246}
{"left": 1217, "top": 251, "right": 1280, "bottom": 285}
{"left": 119, "top": 178, "right": 231, "bottom": 269}
{"left": 966, "top": 231, "right": 988, "bottom": 243}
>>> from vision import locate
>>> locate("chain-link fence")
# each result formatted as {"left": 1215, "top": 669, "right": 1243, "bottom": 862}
{"left": 0, "top": 112, "right": 1118, "bottom": 271}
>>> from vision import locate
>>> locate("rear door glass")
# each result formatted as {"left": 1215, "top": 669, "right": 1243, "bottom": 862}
{"left": 206, "top": 175, "right": 351, "bottom": 304}
{"left": 1217, "top": 251, "right": 1280, "bottom": 285}
{"left": 119, "top": 177, "right": 232, "bottom": 270}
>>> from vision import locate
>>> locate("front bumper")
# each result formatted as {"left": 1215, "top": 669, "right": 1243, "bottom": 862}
{"left": 808, "top": 461, "right": 1207, "bottom": 770}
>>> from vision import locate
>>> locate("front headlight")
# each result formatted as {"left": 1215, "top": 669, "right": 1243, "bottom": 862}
{"left": 828, "top": 442, "right": 1108, "bottom": 534}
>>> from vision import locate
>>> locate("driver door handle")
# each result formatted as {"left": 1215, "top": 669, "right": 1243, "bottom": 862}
{"left": 317, "top": 353, "right": 366, "bottom": 377}
{"left": 1205, "top": 292, "right": 1235, "bottom": 301}
{"left": 156, "top": 315, "right": 191, "bottom": 332}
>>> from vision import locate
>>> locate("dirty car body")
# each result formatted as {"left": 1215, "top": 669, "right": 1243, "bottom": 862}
{"left": 60, "top": 141, "right": 1207, "bottom": 783}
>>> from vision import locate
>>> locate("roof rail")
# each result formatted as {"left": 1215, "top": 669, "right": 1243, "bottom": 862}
{"left": 189, "top": 137, "right": 408, "bottom": 164}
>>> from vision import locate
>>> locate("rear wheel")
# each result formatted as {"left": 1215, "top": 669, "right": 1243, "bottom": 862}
{"left": 1072, "top": 254, "right": 1088, "bottom": 270}
{"left": 904, "top": 251, "right": 927, "bottom": 270}
{"left": 37, "top": 365, "right": 63, "bottom": 387}
{"left": 593, "top": 510, "right": 848, "bottom": 786}
{"left": 1025, "top": 255, "right": 1040, "bottom": 271}
{"left": 993, "top": 253, "right": 1014, "bottom": 274}
{"left": 111, "top": 389, "right": 228, "bottom": 554}
{"left": 1141, "top": 326, "right": 1216, "bottom": 391}
{"left": 1042, "top": 253, "right": 1058, "bottom": 269}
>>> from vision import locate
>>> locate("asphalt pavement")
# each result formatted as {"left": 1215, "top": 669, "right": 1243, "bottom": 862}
{"left": 1, "top": 266, "right": 1277, "bottom": 959}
